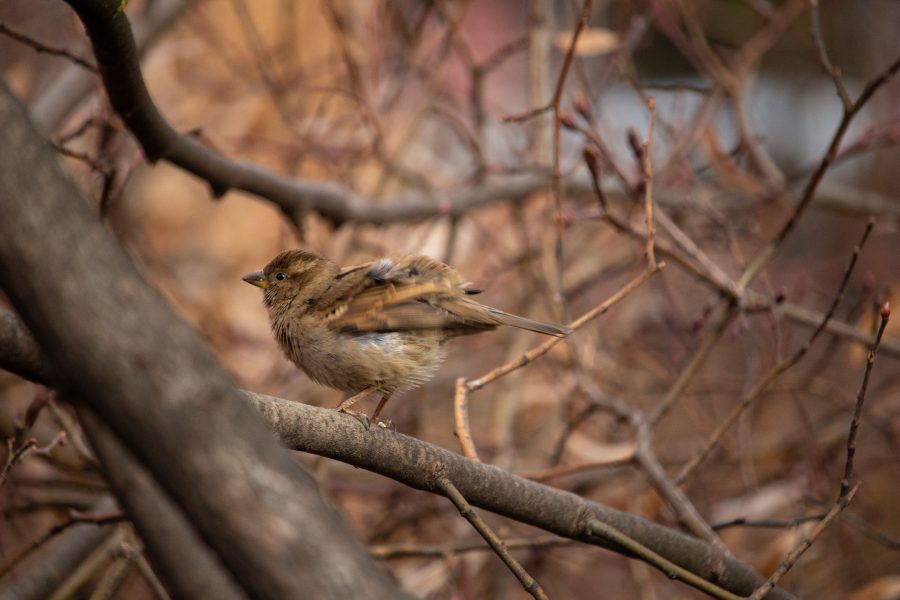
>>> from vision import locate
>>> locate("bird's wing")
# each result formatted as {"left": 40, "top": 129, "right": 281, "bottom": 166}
{"left": 320, "top": 256, "right": 497, "bottom": 333}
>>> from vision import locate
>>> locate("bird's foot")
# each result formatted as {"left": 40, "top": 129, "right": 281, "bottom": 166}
{"left": 336, "top": 406, "right": 373, "bottom": 429}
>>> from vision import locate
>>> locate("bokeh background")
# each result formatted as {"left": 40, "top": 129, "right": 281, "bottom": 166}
{"left": 1, "top": 1, "right": 899, "bottom": 598}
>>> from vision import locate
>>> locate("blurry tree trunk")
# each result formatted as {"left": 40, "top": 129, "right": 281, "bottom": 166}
{"left": 0, "top": 79, "right": 406, "bottom": 600}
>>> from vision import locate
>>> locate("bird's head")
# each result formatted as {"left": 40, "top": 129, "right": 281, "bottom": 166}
{"left": 242, "top": 250, "right": 339, "bottom": 317}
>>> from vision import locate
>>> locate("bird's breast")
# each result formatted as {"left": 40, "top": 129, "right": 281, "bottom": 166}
{"left": 273, "top": 318, "right": 446, "bottom": 394}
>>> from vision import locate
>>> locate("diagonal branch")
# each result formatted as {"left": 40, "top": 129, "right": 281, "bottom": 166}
{"left": 56, "top": 0, "right": 554, "bottom": 227}
{"left": 0, "top": 308, "right": 796, "bottom": 600}
{"left": 436, "top": 476, "right": 549, "bottom": 600}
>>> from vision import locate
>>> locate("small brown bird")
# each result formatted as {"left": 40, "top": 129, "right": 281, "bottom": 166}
{"left": 243, "top": 250, "right": 570, "bottom": 420}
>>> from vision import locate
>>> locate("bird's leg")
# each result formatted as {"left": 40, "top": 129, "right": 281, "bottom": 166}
{"left": 371, "top": 394, "right": 392, "bottom": 423}
{"left": 336, "top": 389, "right": 373, "bottom": 421}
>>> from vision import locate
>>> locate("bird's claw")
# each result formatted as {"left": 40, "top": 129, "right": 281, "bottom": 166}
{"left": 336, "top": 406, "right": 373, "bottom": 429}
{"left": 335, "top": 407, "right": 396, "bottom": 431}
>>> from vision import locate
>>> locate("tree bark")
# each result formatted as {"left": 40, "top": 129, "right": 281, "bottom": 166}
{"left": 0, "top": 80, "right": 404, "bottom": 600}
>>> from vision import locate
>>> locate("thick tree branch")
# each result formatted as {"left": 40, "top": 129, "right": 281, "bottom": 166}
{"left": 32, "top": 0, "right": 197, "bottom": 133}
{"left": 0, "top": 309, "right": 795, "bottom": 600}
{"left": 56, "top": 0, "right": 549, "bottom": 226}
{"left": 76, "top": 407, "right": 246, "bottom": 600}
{"left": 0, "top": 80, "right": 403, "bottom": 599}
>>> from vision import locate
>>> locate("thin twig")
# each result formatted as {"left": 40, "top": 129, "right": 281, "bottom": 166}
{"left": 678, "top": 220, "right": 874, "bottom": 483}
{"left": 809, "top": 1, "right": 851, "bottom": 110}
{"left": 1, "top": 438, "right": 36, "bottom": 485}
{"left": 371, "top": 535, "right": 572, "bottom": 559}
{"left": 845, "top": 513, "right": 900, "bottom": 550}
{"left": 0, "top": 507, "right": 125, "bottom": 578}
{"left": 521, "top": 451, "right": 635, "bottom": 482}
{"left": 132, "top": 549, "right": 172, "bottom": 600}
{"left": 548, "top": 391, "right": 600, "bottom": 465}
{"left": 586, "top": 519, "right": 740, "bottom": 600}
{"left": 51, "top": 142, "right": 111, "bottom": 177}
{"left": 584, "top": 155, "right": 900, "bottom": 360}
{"left": 466, "top": 264, "right": 664, "bottom": 392}
{"left": 502, "top": 0, "right": 592, "bottom": 125}
{"left": 88, "top": 546, "right": 134, "bottom": 599}
{"left": 711, "top": 514, "right": 827, "bottom": 531}
{"left": 48, "top": 396, "right": 99, "bottom": 468}
{"left": 1, "top": 431, "right": 67, "bottom": 485}
{"left": 737, "top": 52, "right": 900, "bottom": 290}
{"left": 839, "top": 302, "right": 890, "bottom": 499}
{"left": 436, "top": 476, "right": 549, "bottom": 600}
{"left": 747, "top": 484, "right": 859, "bottom": 600}
{"left": 650, "top": 304, "right": 737, "bottom": 425}
{"left": 553, "top": 0, "right": 594, "bottom": 316}
{"left": 501, "top": 0, "right": 593, "bottom": 316}
{"left": 582, "top": 145, "right": 743, "bottom": 300}
{"left": 579, "top": 379, "right": 731, "bottom": 558}
{"left": 453, "top": 377, "right": 480, "bottom": 461}
{"left": 0, "top": 22, "right": 98, "bottom": 72}
{"left": 642, "top": 96, "right": 657, "bottom": 269}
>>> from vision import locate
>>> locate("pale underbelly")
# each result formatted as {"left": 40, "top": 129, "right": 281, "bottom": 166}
{"left": 295, "top": 331, "right": 447, "bottom": 395}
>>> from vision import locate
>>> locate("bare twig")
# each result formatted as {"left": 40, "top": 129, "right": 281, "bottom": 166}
{"left": 579, "top": 380, "right": 731, "bottom": 558}
{"left": 1, "top": 438, "right": 36, "bottom": 485}
{"left": 585, "top": 154, "right": 900, "bottom": 359}
{"left": 453, "top": 378, "right": 480, "bottom": 461}
{"left": 839, "top": 302, "right": 890, "bottom": 499}
{"left": 1, "top": 431, "right": 67, "bottom": 485}
{"left": 737, "top": 51, "right": 900, "bottom": 289}
{"left": 503, "top": 0, "right": 593, "bottom": 314}
{"left": 0, "top": 21, "right": 97, "bottom": 71}
{"left": 678, "top": 220, "right": 874, "bottom": 483}
{"left": 371, "top": 535, "right": 572, "bottom": 559}
{"left": 845, "top": 513, "right": 900, "bottom": 550}
{"left": 89, "top": 549, "right": 134, "bottom": 600}
{"left": 809, "top": 1, "right": 851, "bottom": 110}
{"left": 436, "top": 476, "right": 549, "bottom": 600}
{"left": 747, "top": 485, "right": 859, "bottom": 600}
{"left": 0, "top": 506, "right": 124, "bottom": 578}
{"left": 521, "top": 451, "right": 634, "bottom": 482}
{"left": 503, "top": 0, "right": 590, "bottom": 129}
{"left": 466, "top": 265, "right": 664, "bottom": 392}
{"left": 131, "top": 549, "right": 172, "bottom": 600}
{"left": 650, "top": 305, "right": 738, "bottom": 425}
{"left": 711, "top": 514, "right": 827, "bottom": 531}
{"left": 52, "top": 142, "right": 111, "bottom": 177}
{"left": 586, "top": 519, "right": 741, "bottom": 600}
{"left": 642, "top": 97, "right": 658, "bottom": 269}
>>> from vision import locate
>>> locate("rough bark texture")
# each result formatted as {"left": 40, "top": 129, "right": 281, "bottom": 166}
{"left": 0, "top": 81, "right": 404, "bottom": 600}
{"left": 76, "top": 408, "right": 247, "bottom": 600}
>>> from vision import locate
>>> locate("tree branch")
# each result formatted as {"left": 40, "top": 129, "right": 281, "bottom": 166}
{"left": 0, "top": 309, "right": 796, "bottom": 600}
{"left": 33, "top": 0, "right": 197, "bottom": 133}
{"left": 76, "top": 407, "right": 247, "bottom": 600}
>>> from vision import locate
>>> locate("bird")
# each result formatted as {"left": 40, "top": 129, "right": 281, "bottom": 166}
{"left": 243, "top": 250, "right": 571, "bottom": 421}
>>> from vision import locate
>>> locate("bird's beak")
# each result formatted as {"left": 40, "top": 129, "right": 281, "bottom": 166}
{"left": 242, "top": 270, "right": 268, "bottom": 289}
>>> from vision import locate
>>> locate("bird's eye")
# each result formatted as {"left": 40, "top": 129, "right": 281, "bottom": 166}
{"left": 275, "top": 272, "right": 287, "bottom": 281}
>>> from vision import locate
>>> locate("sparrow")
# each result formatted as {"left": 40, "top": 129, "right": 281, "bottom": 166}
{"left": 243, "top": 250, "right": 571, "bottom": 420}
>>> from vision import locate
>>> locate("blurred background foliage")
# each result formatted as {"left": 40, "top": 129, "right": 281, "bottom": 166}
{"left": 1, "top": 0, "right": 899, "bottom": 598}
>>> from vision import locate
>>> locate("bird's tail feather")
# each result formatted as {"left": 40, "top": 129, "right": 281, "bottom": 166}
{"left": 487, "top": 308, "right": 571, "bottom": 337}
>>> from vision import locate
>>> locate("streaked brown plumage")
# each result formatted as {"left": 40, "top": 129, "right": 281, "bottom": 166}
{"left": 243, "top": 250, "right": 570, "bottom": 420}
